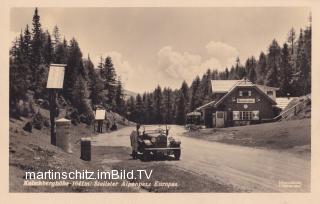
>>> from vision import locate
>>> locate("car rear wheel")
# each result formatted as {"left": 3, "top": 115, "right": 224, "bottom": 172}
{"left": 142, "top": 151, "right": 150, "bottom": 161}
{"left": 131, "top": 150, "right": 137, "bottom": 159}
{"left": 173, "top": 149, "right": 181, "bottom": 160}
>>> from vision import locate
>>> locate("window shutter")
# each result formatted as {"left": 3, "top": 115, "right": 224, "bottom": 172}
{"left": 252, "top": 111, "right": 259, "bottom": 120}
{"left": 239, "top": 91, "right": 243, "bottom": 96}
{"left": 248, "top": 90, "right": 252, "bottom": 96}
{"left": 233, "top": 111, "right": 240, "bottom": 120}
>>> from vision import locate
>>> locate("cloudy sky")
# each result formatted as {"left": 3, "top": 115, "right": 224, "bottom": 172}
{"left": 10, "top": 7, "right": 310, "bottom": 93}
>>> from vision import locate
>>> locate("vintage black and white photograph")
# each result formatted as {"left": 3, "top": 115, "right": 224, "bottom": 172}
{"left": 9, "top": 7, "right": 311, "bottom": 193}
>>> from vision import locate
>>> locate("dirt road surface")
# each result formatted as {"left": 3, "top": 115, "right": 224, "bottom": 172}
{"left": 92, "top": 125, "right": 310, "bottom": 192}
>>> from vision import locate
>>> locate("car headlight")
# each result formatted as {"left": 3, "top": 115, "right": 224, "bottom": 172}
{"left": 151, "top": 137, "right": 156, "bottom": 143}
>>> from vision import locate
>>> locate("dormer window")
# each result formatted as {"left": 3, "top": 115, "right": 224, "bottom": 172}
{"left": 267, "top": 91, "right": 273, "bottom": 96}
{"left": 239, "top": 90, "right": 251, "bottom": 97}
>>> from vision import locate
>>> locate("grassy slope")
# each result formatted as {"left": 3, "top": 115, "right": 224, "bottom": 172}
{"left": 185, "top": 118, "right": 311, "bottom": 159}
{"left": 9, "top": 117, "right": 138, "bottom": 192}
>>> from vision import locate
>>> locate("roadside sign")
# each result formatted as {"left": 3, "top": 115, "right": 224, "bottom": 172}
{"left": 95, "top": 109, "right": 106, "bottom": 120}
{"left": 46, "top": 64, "right": 66, "bottom": 89}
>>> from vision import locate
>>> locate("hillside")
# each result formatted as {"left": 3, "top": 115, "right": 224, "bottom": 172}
{"left": 185, "top": 118, "right": 311, "bottom": 159}
{"left": 123, "top": 89, "right": 138, "bottom": 100}
{"left": 9, "top": 102, "right": 135, "bottom": 192}
{"left": 280, "top": 94, "right": 311, "bottom": 120}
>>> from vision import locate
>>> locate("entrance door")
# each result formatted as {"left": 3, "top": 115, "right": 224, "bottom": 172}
{"left": 215, "top": 111, "right": 225, "bottom": 128}
{"left": 212, "top": 113, "right": 216, "bottom": 128}
{"left": 204, "top": 110, "right": 213, "bottom": 128}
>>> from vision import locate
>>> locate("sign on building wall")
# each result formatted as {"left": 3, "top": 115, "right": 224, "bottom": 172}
{"left": 237, "top": 98, "right": 255, "bottom": 103}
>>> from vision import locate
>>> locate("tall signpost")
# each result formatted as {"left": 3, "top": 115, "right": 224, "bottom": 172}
{"left": 94, "top": 109, "right": 106, "bottom": 133}
{"left": 46, "top": 64, "right": 66, "bottom": 145}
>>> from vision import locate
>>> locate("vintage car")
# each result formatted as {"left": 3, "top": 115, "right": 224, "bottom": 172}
{"left": 185, "top": 111, "right": 203, "bottom": 131}
{"left": 130, "top": 125, "right": 181, "bottom": 161}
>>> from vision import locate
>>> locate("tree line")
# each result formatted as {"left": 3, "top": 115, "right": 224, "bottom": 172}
{"left": 10, "top": 8, "right": 125, "bottom": 123}
{"left": 10, "top": 8, "right": 311, "bottom": 125}
{"left": 125, "top": 17, "right": 311, "bottom": 125}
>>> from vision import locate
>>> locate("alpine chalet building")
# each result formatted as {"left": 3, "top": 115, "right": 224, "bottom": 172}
{"left": 196, "top": 79, "right": 281, "bottom": 128}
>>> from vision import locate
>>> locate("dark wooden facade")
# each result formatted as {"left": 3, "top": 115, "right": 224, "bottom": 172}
{"left": 200, "top": 85, "right": 277, "bottom": 128}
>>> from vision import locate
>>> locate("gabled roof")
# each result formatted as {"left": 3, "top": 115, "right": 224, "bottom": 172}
{"left": 275, "top": 97, "right": 296, "bottom": 110}
{"left": 196, "top": 79, "right": 278, "bottom": 110}
{"left": 186, "top": 111, "right": 202, "bottom": 116}
{"left": 214, "top": 84, "right": 277, "bottom": 107}
{"left": 211, "top": 79, "right": 254, "bottom": 93}
{"left": 256, "top": 84, "right": 280, "bottom": 92}
{"left": 211, "top": 80, "right": 240, "bottom": 93}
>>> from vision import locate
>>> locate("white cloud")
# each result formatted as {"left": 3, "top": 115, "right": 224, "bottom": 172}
{"left": 200, "top": 58, "right": 222, "bottom": 71}
{"left": 205, "top": 41, "right": 239, "bottom": 67}
{"left": 157, "top": 46, "right": 202, "bottom": 81}
{"left": 92, "top": 41, "right": 239, "bottom": 92}
{"left": 156, "top": 42, "right": 238, "bottom": 86}
{"left": 93, "top": 51, "right": 159, "bottom": 92}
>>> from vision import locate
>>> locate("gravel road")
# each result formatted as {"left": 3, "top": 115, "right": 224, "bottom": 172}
{"left": 92, "top": 125, "right": 310, "bottom": 192}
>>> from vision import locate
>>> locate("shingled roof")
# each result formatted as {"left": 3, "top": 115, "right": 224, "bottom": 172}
{"left": 211, "top": 79, "right": 253, "bottom": 93}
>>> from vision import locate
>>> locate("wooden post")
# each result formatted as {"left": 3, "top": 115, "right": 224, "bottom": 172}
{"left": 80, "top": 138, "right": 91, "bottom": 161}
{"left": 49, "top": 89, "right": 57, "bottom": 145}
{"left": 46, "top": 64, "right": 66, "bottom": 146}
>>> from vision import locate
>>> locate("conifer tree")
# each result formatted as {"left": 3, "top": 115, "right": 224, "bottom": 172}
{"left": 245, "top": 56, "right": 257, "bottom": 83}
{"left": 31, "top": 8, "right": 46, "bottom": 97}
{"left": 287, "top": 27, "right": 296, "bottom": 56}
{"left": 153, "top": 86, "right": 163, "bottom": 123}
{"left": 64, "top": 38, "right": 85, "bottom": 102}
{"left": 85, "top": 56, "right": 104, "bottom": 106}
{"left": 266, "top": 40, "right": 281, "bottom": 87}
{"left": 176, "top": 92, "right": 186, "bottom": 125}
{"left": 279, "top": 43, "right": 293, "bottom": 96}
{"left": 163, "top": 88, "right": 173, "bottom": 123}
{"left": 43, "top": 31, "right": 53, "bottom": 65}
{"left": 101, "top": 56, "right": 117, "bottom": 109}
{"left": 115, "top": 78, "right": 125, "bottom": 114}
{"left": 52, "top": 25, "right": 61, "bottom": 50}
{"left": 256, "top": 52, "right": 267, "bottom": 84}
{"left": 189, "top": 76, "right": 202, "bottom": 111}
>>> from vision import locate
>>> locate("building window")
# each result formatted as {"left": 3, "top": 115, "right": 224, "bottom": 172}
{"left": 240, "top": 111, "right": 252, "bottom": 120}
{"left": 233, "top": 111, "right": 259, "bottom": 121}
{"left": 217, "top": 112, "right": 224, "bottom": 118}
{"left": 239, "top": 90, "right": 251, "bottom": 97}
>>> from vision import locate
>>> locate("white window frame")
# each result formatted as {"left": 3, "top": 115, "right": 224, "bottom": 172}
{"left": 240, "top": 111, "right": 252, "bottom": 120}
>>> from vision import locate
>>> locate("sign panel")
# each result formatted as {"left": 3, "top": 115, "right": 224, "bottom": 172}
{"left": 46, "top": 64, "right": 66, "bottom": 89}
{"left": 95, "top": 109, "right": 106, "bottom": 120}
{"left": 237, "top": 98, "right": 255, "bottom": 103}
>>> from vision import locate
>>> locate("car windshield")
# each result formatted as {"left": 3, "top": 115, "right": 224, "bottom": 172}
{"left": 142, "top": 125, "right": 168, "bottom": 135}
